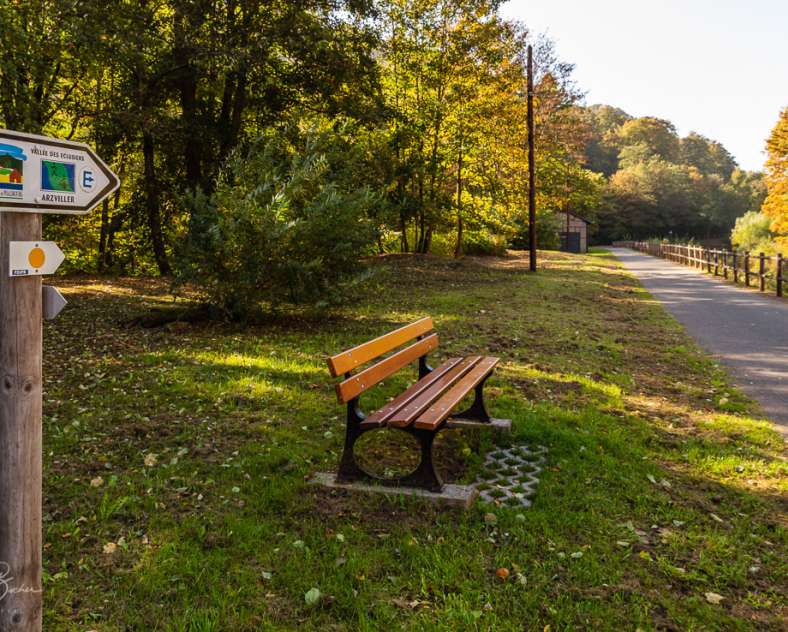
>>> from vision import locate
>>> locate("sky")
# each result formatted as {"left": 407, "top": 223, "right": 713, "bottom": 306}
{"left": 501, "top": 0, "right": 788, "bottom": 171}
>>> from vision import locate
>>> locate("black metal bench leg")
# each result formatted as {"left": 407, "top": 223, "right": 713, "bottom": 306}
{"left": 336, "top": 399, "right": 369, "bottom": 483}
{"left": 451, "top": 373, "right": 492, "bottom": 422}
{"left": 399, "top": 428, "right": 443, "bottom": 492}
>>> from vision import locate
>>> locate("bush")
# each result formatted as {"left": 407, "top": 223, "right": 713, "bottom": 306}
{"left": 730, "top": 211, "right": 775, "bottom": 252}
{"left": 461, "top": 231, "right": 508, "bottom": 256}
{"left": 176, "top": 126, "right": 378, "bottom": 318}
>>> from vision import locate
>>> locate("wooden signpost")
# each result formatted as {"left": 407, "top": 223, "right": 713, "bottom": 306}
{"left": 0, "top": 129, "right": 118, "bottom": 631}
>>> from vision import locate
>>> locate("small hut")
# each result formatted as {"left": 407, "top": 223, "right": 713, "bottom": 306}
{"left": 558, "top": 211, "right": 590, "bottom": 254}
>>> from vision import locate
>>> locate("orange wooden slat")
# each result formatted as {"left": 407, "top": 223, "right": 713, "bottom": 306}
{"left": 326, "top": 317, "right": 434, "bottom": 377}
{"left": 360, "top": 357, "right": 464, "bottom": 428}
{"left": 414, "top": 356, "right": 499, "bottom": 430}
{"left": 387, "top": 356, "right": 483, "bottom": 428}
{"left": 335, "top": 334, "right": 439, "bottom": 403}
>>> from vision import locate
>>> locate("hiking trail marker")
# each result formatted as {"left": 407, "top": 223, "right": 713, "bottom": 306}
{"left": 9, "top": 241, "right": 65, "bottom": 277}
{"left": 0, "top": 129, "right": 119, "bottom": 632}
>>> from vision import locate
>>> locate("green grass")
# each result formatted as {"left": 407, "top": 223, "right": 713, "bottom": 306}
{"left": 41, "top": 250, "right": 786, "bottom": 630}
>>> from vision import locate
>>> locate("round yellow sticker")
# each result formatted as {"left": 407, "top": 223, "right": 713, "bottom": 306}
{"left": 28, "top": 247, "right": 46, "bottom": 269}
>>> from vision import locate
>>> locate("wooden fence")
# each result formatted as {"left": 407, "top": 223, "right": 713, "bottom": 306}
{"left": 624, "top": 242, "right": 785, "bottom": 298}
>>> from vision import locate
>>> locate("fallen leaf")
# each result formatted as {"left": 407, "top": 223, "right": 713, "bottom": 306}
{"left": 304, "top": 587, "right": 322, "bottom": 607}
{"left": 143, "top": 453, "right": 158, "bottom": 467}
{"left": 90, "top": 477, "right": 104, "bottom": 488}
{"left": 705, "top": 592, "right": 724, "bottom": 605}
{"left": 102, "top": 542, "right": 117, "bottom": 555}
{"left": 495, "top": 567, "right": 510, "bottom": 580}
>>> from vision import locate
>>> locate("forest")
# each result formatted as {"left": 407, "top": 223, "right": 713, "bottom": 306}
{"left": 1, "top": 1, "right": 784, "bottom": 294}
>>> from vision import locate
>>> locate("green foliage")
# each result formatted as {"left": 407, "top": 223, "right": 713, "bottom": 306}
{"left": 461, "top": 230, "right": 509, "bottom": 256}
{"left": 587, "top": 108, "right": 764, "bottom": 243}
{"left": 730, "top": 211, "right": 775, "bottom": 253}
{"left": 616, "top": 117, "right": 680, "bottom": 163}
{"left": 175, "top": 125, "right": 378, "bottom": 318}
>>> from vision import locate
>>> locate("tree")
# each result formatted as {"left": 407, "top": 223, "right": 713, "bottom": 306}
{"left": 680, "top": 132, "right": 736, "bottom": 179}
{"left": 616, "top": 117, "right": 680, "bottom": 163}
{"left": 762, "top": 107, "right": 788, "bottom": 248}
{"left": 730, "top": 211, "right": 775, "bottom": 252}
{"left": 584, "top": 104, "right": 631, "bottom": 176}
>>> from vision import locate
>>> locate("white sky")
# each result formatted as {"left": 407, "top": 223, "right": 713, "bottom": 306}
{"left": 501, "top": 0, "right": 788, "bottom": 171}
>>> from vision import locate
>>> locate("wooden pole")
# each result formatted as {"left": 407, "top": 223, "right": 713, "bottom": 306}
{"left": 0, "top": 212, "right": 43, "bottom": 632}
{"left": 744, "top": 251, "right": 750, "bottom": 287}
{"left": 759, "top": 252, "right": 765, "bottom": 292}
{"left": 526, "top": 44, "right": 536, "bottom": 272}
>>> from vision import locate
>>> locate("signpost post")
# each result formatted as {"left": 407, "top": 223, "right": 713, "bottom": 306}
{"left": 0, "top": 129, "right": 118, "bottom": 632}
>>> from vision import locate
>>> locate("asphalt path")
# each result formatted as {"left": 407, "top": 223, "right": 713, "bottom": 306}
{"left": 609, "top": 247, "right": 788, "bottom": 438}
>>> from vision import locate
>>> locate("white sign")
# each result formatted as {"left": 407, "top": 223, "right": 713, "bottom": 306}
{"left": 0, "top": 129, "right": 119, "bottom": 214}
{"left": 42, "top": 285, "right": 67, "bottom": 319}
{"left": 9, "top": 241, "right": 65, "bottom": 276}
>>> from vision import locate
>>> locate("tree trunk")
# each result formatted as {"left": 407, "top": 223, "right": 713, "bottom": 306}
{"left": 399, "top": 211, "right": 409, "bottom": 252}
{"left": 98, "top": 199, "right": 109, "bottom": 272}
{"left": 104, "top": 186, "right": 122, "bottom": 270}
{"left": 142, "top": 131, "right": 170, "bottom": 275}
{"left": 180, "top": 66, "right": 201, "bottom": 189}
{"left": 454, "top": 136, "right": 463, "bottom": 258}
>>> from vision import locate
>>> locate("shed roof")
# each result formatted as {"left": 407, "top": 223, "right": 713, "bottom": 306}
{"left": 559, "top": 210, "right": 593, "bottom": 225}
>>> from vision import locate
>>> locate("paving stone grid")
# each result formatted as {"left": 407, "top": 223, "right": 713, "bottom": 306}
{"left": 474, "top": 444, "right": 547, "bottom": 507}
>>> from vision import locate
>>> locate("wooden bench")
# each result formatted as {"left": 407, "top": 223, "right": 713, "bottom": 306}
{"left": 326, "top": 317, "right": 508, "bottom": 493}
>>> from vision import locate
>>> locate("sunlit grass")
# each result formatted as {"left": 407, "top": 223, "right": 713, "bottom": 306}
{"left": 38, "top": 250, "right": 786, "bottom": 630}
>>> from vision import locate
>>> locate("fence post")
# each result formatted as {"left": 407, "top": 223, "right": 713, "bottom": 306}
{"left": 778, "top": 254, "right": 784, "bottom": 298}
{"left": 759, "top": 252, "right": 765, "bottom": 292}
{"left": 744, "top": 251, "right": 750, "bottom": 287}
{"left": 714, "top": 251, "right": 719, "bottom": 276}
{"left": 733, "top": 251, "right": 738, "bottom": 283}
{"left": 723, "top": 252, "right": 728, "bottom": 279}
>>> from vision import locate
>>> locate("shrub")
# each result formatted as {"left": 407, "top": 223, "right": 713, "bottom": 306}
{"left": 730, "top": 211, "right": 775, "bottom": 252}
{"left": 176, "top": 126, "right": 378, "bottom": 318}
{"left": 461, "top": 231, "right": 508, "bottom": 256}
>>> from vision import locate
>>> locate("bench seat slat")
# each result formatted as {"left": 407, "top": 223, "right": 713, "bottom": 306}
{"left": 335, "top": 333, "right": 439, "bottom": 403}
{"left": 360, "top": 357, "right": 464, "bottom": 429}
{"left": 387, "top": 356, "right": 484, "bottom": 428}
{"left": 414, "top": 356, "right": 499, "bottom": 430}
{"left": 327, "top": 317, "right": 434, "bottom": 377}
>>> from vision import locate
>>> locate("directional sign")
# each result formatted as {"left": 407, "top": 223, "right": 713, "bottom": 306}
{"left": 9, "top": 241, "right": 65, "bottom": 276}
{"left": 42, "top": 285, "right": 68, "bottom": 320}
{"left": 0, "top": 128, "right": 119, "bottom": 214}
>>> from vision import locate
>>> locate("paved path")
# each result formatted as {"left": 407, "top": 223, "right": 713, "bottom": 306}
{"left": 609, "top": 248, "right": 788, "bottom": 437}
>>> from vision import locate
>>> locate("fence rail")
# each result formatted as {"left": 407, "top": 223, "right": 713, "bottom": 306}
{"left": 621, "top": 242, "right": 785, "bottom": 298}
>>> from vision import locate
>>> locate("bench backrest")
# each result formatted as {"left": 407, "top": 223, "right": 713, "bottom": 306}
{"left": 327, "top": 317, "right": 437, "bottom": 403}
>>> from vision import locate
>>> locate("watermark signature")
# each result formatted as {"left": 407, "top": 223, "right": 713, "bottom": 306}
{"left": 0, "top": 561, "right": 42, "bottom": 602}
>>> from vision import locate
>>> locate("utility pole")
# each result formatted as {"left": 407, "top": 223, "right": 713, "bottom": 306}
{"left": 527, "top": 44, "right": 536, "bottom": 272}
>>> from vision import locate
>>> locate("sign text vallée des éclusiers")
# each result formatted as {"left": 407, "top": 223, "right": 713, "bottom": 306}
{"left": 0, "top": 128, "right": 119, "bottom": 214}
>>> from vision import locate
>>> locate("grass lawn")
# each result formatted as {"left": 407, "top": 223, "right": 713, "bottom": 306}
{"left": 41, "top": 249, "right": 786, "bottom": 630}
